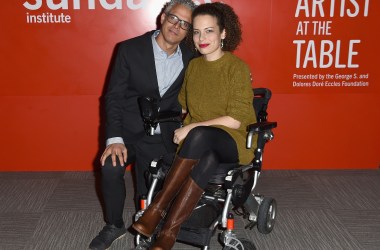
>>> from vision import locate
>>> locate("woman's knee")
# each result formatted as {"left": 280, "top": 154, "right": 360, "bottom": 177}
{"left": 184, "top": 126, "right": 212, "bottom": 146}
{"left": 179, "top": 127, "right": 207, "bottom": 158}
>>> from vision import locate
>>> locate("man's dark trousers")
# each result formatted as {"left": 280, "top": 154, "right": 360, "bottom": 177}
{"left": 101, "top": 134, "right": 169, "bottom": 227}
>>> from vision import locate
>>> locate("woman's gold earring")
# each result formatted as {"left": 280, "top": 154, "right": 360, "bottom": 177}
{"left": 221, "top": 39, "right": 224, "bottom": 49}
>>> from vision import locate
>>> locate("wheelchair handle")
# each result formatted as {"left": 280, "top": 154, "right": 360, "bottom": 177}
{"left": 138, "top": 96, "right": 183, "bottom": 136}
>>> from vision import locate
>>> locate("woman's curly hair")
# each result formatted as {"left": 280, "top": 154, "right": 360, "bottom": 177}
{"left": 187, "top": 2, "right": 242, "bottom": 52}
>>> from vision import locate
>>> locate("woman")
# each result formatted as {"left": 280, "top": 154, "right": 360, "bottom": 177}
{"left": 132, "top": 3, "right": 256, "bottom": 249}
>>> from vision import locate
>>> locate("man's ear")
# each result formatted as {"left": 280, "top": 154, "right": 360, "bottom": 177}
{"left": 160, "top": 12, "right": 166, "bottom": 26}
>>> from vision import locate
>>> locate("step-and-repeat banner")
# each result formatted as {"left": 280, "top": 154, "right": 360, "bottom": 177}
{"left": 0, "top": 0, "right": 379, "bottom": 170}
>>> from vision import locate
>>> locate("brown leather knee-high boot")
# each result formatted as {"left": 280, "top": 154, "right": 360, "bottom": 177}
{"left": 132, "top": 156, "right": 197, "bottom": 237}
{"left": 151, "top": 177, "right": 203, "bottom": 250}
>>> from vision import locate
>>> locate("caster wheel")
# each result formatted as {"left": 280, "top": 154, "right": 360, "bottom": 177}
{"left": 222, "top": 237, "right": 256, "bottom": 250}
{"left": 257, "top": 197, "right": 277, "bottom": 234}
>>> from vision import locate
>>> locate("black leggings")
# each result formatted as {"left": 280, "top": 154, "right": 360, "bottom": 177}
{"left": 178, "top": 126, "right": 238, "bottom": 189}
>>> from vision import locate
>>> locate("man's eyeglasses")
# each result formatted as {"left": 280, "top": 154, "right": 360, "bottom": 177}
{"left": 165, "top": 13, "right": 191, "bottom": 31}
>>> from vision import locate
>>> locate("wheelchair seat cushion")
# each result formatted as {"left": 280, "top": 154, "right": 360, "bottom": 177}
{"left": 208, "top": 162, "right": 238, "bottom": 184}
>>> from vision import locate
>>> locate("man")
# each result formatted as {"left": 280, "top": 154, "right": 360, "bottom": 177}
{"left": 89, "top": 1, "right": 196, "bottom": 249}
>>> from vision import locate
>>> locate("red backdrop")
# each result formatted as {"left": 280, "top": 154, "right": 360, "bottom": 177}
{"left": 0, "top": 0, "right": 379, "bottom": 171}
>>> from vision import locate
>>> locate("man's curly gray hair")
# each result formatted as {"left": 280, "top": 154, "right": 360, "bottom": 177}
{"left": 164, "top": 0, "right": 197, "bottom": 13}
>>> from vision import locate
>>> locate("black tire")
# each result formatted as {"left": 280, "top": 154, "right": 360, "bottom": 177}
{"left": 222, "top": 238, "right": 256, "bottom": 250}
{"left": 257, "top": 197, "right": 277, "bottom": 234}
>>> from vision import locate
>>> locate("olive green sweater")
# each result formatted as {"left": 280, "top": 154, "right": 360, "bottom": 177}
{"left": 178, "top": 52, "right": 256, "bottom": 164}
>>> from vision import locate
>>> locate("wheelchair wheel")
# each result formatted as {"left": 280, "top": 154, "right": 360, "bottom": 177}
{"left": 222, "top": 238, "right": 256, "bottom": 250}
{"left": 257, "top": 197, "right": 277, "bottom": 234}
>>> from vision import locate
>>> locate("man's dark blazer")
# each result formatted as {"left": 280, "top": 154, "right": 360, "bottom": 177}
{"left": 105, "top": 31, "right": 194, "bottom": 156}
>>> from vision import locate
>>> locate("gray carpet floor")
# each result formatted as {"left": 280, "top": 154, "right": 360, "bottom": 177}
{"left": 0, "top": 169, "right": 379, "bottom": 250}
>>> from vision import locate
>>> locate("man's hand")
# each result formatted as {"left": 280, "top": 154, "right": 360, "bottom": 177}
{"left": 100, "top": 143, "right": 128, "bottom": 167}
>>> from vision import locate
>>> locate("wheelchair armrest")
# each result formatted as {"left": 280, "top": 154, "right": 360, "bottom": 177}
{"left": 248, "top": 121, "right": 277, "bottom": 133}
{"left": 157, "top": 111, "right": 182, "bottom": 123}
{"left": 247, "top": 121, "right": 277, "bottom": 149}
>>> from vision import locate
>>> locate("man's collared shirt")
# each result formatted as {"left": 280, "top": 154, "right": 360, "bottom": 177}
{"left": 152, "top": 30, "right": 183, "bottom": 97}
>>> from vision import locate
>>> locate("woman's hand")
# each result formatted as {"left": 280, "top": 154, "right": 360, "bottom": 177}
{"left": 173, "top": 124, "right": 195, "bottom": 144}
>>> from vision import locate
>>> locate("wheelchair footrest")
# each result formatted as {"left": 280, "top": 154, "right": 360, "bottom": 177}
{"left": 177, "top": 226, "right": 216, "bottom": 247}
{"left": 176, "top": 199, "right": 222, "bottom": 247}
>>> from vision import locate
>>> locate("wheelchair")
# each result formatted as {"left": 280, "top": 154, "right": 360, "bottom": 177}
{"left": 135, "top": 88, "right": 277, "bottom": 249}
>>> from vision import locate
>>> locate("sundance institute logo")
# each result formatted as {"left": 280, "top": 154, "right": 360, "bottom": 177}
{"left": 24, "top": 0, "right": 212, "bottom": 24}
